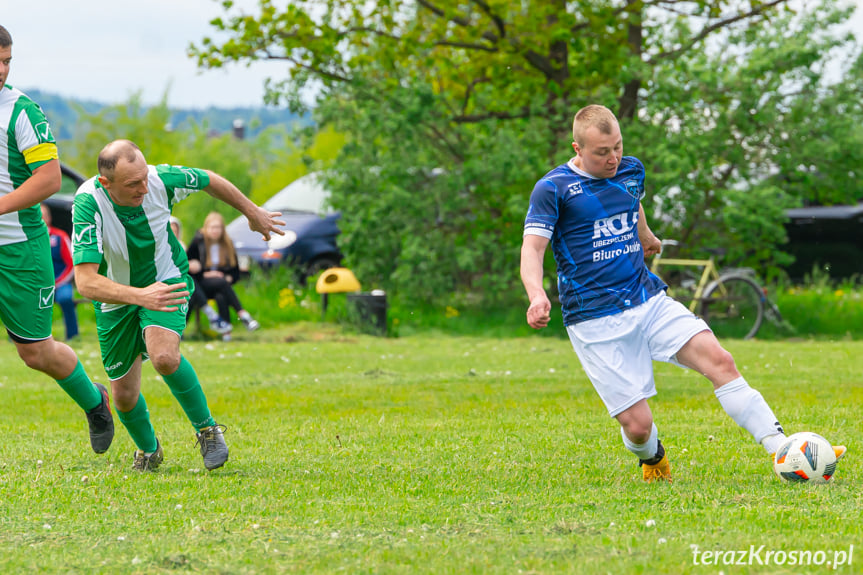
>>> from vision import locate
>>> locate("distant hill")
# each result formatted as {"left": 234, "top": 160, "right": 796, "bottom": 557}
{"left": 20, "top": 88, "right": 305, "bottom": 141}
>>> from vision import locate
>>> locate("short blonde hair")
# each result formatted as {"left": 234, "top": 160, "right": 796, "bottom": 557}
{"left": 572, "top": 105, "right": 619, "bottom": 147}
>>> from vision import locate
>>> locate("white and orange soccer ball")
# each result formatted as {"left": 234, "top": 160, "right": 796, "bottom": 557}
{"left": 773, "top": 432, "right": 837, "bottom": 484}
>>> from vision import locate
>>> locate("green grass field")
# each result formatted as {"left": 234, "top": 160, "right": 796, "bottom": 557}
{"left": 0, "top": 324, "right": 860, "bottom": 574}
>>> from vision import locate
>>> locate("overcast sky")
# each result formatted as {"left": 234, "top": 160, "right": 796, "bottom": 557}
{"left": 3, "top": 0, "right": 274, "bottom": 109}
{"left": 2, "top": 0, "right": 862, "bottom": 110}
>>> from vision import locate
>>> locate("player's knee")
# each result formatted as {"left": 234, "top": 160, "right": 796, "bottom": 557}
{"left": 112, "top": 388, "right": 139, "bottom": 412}
{"left": 616, "top": 400, "right": 653, "bottom": 435}
{"left": 16, "top": 337, "right": 60, "bottom": 371}
{"left": 712, "top": 347, "right": 738, "bottom": 375}
{"left": 616, "top": 407, "right": 653, "bottom": 443}
{"left": 17, "top": 346, "right": 45, "bottom": 371}
{"left": 620, "top": 420, "right": 653, "bottom": 443}
{"left": 150, "top": 351, "right": 181, "bottom": 375}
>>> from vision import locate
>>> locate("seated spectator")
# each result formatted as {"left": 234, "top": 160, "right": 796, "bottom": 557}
{"left": 171, "top": 215, "right": 233, "bottom": 336}
{"left": 41, "top": 203, "right": 79, "bottom": 340}
{"left": 187, "top": 212, "right": 260, "bottom": 332}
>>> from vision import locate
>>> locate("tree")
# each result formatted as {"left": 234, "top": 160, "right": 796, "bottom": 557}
{"left": 63, "top": 92, "right": 343, "bottom": 241}
{"left": 191, "top": 0, "right": 861, "bottom": 302}
{"left": 65, "top": 93, "right": 181, "bottom": 176}
{"left": 629, "top": 2, "right": 863, "bottom": 276}
{"left": 193, "top": 1, "right": 802, "bottom": 155}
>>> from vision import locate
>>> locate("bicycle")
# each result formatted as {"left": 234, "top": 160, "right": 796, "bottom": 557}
{"left": 649, "top": 240, "right": 785, "bottom": 339}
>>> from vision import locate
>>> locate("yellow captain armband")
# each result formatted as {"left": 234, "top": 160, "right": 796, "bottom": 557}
{"left": 23, "top": 143, "right": 59, "bottom": 166}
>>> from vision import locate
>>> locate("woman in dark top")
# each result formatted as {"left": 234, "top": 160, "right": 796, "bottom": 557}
{"left": 187, "top": 212, "right": 260, "bottom": 331}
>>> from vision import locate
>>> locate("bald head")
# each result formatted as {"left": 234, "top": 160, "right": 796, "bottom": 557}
{"left": 96, "top": 140, "right": 150, "bottom": 207}
{"left": 98, "top": 139, "right": 143, "bottom": 181}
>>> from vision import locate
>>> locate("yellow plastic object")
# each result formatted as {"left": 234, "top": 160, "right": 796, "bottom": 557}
{"left": 315, "top": 267, "right": 361, "bottom": 294}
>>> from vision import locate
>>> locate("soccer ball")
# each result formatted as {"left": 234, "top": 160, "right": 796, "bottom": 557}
{"left": 773, "top": 432, "right": 837, "bottom": 484}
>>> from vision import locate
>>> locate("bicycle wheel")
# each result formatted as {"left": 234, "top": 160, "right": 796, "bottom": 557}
{"left": 699, "top": 274, "right": 765, "bottom": 339}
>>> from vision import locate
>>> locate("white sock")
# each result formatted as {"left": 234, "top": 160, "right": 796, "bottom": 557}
{"left": 620, "top": 423, "right": 659, "bottom": 460}
{"left": 204, "top": 305, "right": 220, "bottom": 322}
{"left": 238, "top": 310, "right": 251, "bottom": 321}
{"left": 760, "top": 433, "right": 787, "bottom": 454}
{"left": 714, "top": 377, "right": 785, "bottom": 452}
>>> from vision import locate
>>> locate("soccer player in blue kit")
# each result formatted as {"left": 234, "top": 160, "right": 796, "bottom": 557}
{"left": 520, "top": 104, "right": 845, "bottom": 482}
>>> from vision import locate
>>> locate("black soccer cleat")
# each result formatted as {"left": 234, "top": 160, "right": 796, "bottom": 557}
{"left": 86, "top": 383, "right": 115, "bottom": 454}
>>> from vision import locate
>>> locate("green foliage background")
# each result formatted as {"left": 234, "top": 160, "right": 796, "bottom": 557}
{"left": 40, "top": 1, "right": 863, "bottom": 314}
{"left": 188, "top": 0, "right": 863, "bottom": 306}
{"left": 57, "top": 94, "right": 344, "bottom": 241}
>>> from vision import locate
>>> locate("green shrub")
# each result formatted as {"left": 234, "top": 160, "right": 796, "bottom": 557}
{"left": 233, "top": 266, "right": 322, "bottom": 326}
{"left": 223, "top": 266, "right": 863, "bottom": 341}
{"left": 771, "top": 275, "right": 863, "bottom": 340}
{"left": 57, "top": 263, "right": 863, "bottom": 342}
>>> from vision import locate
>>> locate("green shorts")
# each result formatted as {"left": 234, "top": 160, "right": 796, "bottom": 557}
{"left": 95, "top": 276, "right": 191, "bottom": 380}
{"left": 0, "top": 234, "right": 56, "bottom": 341}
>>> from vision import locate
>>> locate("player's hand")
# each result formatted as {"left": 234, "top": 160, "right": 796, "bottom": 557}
{"left": 137, "top": 282, "right": 190, "bottom": 312}
{"left": 641, "top": 231, "right": 662, "bottom": 258}
{"left": 527, "top": 295, "right": 552, "bottom": 329}
{"left": 246, "top": 206, "right": 286, "bottom": 242}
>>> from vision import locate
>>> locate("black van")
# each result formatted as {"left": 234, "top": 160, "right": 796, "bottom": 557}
{"left": 784, "top": 203, "right": 863, "bottom": 280}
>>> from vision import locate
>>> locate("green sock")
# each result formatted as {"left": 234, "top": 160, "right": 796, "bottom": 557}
{"left": 117, "top": 395, "right": 158, "bottom": 453}
{"left": 55, "top": 361, "right": 101, "bottom": 412}
{"left": 162, "top": 356, "right": 215, "bottom": 431}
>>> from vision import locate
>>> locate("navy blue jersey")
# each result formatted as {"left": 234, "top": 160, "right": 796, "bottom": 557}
{"left": 524, "top": 156, "right": 665, "bottom": 325}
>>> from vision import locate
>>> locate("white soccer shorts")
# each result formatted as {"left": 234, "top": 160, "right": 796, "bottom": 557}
{"left": 565, "top": 292, "right": 710, "bottom": 417}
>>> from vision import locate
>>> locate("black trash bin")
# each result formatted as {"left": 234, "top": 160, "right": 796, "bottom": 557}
{"left": 346, "top": 290, "right": 387, "bottom": 335}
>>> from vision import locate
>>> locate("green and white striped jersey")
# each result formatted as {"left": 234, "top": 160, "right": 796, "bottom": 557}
{"left": 72, "top": 164, "right": 210, "bottom": 311}
{"left": 0, "top": 85, "right": 59, "bottom": 246}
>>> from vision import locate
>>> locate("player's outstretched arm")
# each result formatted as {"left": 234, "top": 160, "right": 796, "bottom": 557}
{"left": 521, "top": 234, "right": 552, "bottom": 329}
{"left": 0, "top": 159, "right": 61, "bottom": 216}
{"left": 75, "top": 263, "right": 190, "bottom": 312}
{"left": 202, "top": 170, "right": 286, "bottom": 241}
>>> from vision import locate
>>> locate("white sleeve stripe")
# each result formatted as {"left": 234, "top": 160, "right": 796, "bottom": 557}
{"left": 15, "top": 112, "right": 38, "bottom": 150}
{"left": 171, "top": 187, "right": 198, "bottom": 204}
{"left": 523, "top": 227, "right": 553, "bottom": 239}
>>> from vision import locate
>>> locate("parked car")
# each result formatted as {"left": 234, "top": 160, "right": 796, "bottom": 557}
{"left": 784, "top": 203, "right": 863, "bottom": 280}
{"left": 226, "top": 172, "right": 342, "bottom": 277}
{"left": 41, "top": 163, "right": 86, "bottom": 236}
